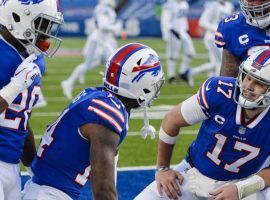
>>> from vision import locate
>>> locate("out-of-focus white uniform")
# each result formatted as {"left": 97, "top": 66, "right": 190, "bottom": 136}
{"left": 191, "top": 0, "right": 234, "bottom": 78}
{"left": 161, "top": 0, "right": 195, "bottom": 85}
{"left": 61, "top": 2, "right": 122, "bottom": 99}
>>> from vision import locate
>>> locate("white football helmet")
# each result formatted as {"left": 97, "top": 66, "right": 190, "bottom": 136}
{"left": 0, "top": 0, "right": 64, "bottom": 57}
{"left": 103, "top": 43, "right": 165, "bottom": 139}
{"left": 234, "top": 48, "right": 270, "bottom": 109}
{"left": 240, "top": 0, "right": 270, "bottom": 28}
{"left": 104, "top": 43, "right": 164, "bottom": 108}
{"left": 99, "top": 0, "right": 116, "bottom": 8}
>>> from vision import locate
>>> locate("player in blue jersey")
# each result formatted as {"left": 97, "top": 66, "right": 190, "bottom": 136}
{"left": 135, "top": 49, "right": 270, "bottom": 200}
{"left": 22, "top": 43, "right": 165, "bottom": 200}
{"left": 0, "top": 0, "right": 63, "bottom": 199}
{"left": 215, "top": 0, "right": 270, "bottom": 77}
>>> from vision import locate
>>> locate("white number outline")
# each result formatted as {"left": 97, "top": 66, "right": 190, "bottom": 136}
{"left": 0, "top": 86, "right": 40, "bottom": 130}
{"left": 37, "top": 108, "right": 69, "bottom": 158}
{"left": 224, "top": 12, "right": 240, "bottom": 23}
{"left": 206, "top": 133, "right": 260, "bottom": 173}
{"left": 217, "top": 80, "right": 233, "bottom": 99}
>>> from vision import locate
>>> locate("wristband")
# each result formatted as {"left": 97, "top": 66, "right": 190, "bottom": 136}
{"left": 159, "top": 127, "right": 178, "bottom": 144}
{"left": 156, "top": 166, "right": 171, "bottom": 173}
{"left": 235, "top": 175, "right": 265, "bottom": 199}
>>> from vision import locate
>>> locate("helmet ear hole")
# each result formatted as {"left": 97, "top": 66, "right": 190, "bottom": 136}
{"left": 12, "top": 13, "right": 20, "bottom": 23}
{"left": 143, "top": 89, "right": 151, "bottom": 94}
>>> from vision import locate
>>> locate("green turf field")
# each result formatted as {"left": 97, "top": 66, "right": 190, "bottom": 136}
{"left": 28, "top": 37, "right": 210, "bottom": 169}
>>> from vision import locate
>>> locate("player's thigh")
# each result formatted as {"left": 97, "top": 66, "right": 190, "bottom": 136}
{"left": 22, "top": 180, "right": 72, "bottom": 200}
{"left": 180, "top": 32, "right": 195, "bottom": 56}
{"left": 166, "top": 33, "right": 180, "bottom": 59}
{"left": 0, "top": 161, "right": 21, "bottom": 200}
{"left": 135, "top": 160, "right": 194, "bottom": 200}
{"left": 261, "top": 187, "right": 270, "bottom": 200}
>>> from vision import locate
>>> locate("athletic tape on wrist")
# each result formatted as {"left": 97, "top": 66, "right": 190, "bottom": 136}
{"left": 0, "top": 78, "right": 25, "bottom": 105}
{"left": 159, "top": 127, "right": 178, "bottom": 144}
{"left": 235, "top": 175, "right": 265, "bottom": 199}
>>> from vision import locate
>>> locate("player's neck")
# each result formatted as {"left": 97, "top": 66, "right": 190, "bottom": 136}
{"left": 0, "top": 26, "right": 25, "bottom": 53}
{"left": 243, "top": 107, "right": 265, "bottom": 120}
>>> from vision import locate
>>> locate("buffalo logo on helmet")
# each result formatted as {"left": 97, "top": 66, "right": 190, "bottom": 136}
{"left": 131, "top": 54, "right": 161, "bottom": 83}
{"left": 18, "top": 0, "right": 44, "bottom": 5}
{"left": 0, "top": 0, "right": 8, "bottom": 6}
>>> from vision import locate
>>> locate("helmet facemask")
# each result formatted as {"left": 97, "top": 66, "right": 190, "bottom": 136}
{"left": 234, "top": 62, "right": 270, "bottom": 109}
{"left": 0, "top": 0, "right": 64, "bottom": 57}
{"left": 240, "top": 0, "right": 270, "bottom": 28}
{"left": 21, "top": 13, "right": 63, "bottom": 57}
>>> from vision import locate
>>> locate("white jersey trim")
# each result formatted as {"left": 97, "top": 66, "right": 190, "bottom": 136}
{"left": 78, "top": 128, "right": 89, "bottom": 141}
{"left": 181, "top": 94, "right": 208, "bottom": 125}
{"left": 235, "top": 105, "right": 270, "bottom": 128}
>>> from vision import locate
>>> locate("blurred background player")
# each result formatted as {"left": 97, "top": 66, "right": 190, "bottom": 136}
{"left": 161, "top": 0, "right": 195, "bottom": 85}
{"left": 0, "top": 0, "right": 63, "bottom": 199}
{"left": 216, "top": 0, "right": 270, "bottom": 77}
{"left": 22, "top": 43, "right": 165, "bottom": 200}
{"left": 189, "top": 0, "right": 234, "bottom": 82}
{"left": 61, "top": 0, "right": 123, "bottom": 99}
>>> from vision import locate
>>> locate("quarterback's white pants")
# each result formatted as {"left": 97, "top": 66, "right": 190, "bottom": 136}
{"left": 135, "top": 160, "right": 268, "bottom": 200}
{"left": 22, "top": 179, "right": 72, "bottom": 200}
{"left": 0, "top": 160, "right": 21, "bottom": 200}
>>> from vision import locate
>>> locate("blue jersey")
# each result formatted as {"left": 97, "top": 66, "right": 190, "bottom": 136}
{"left": 0, "top": 36, "right": 45, "bottom": 164}
{"left": 31, "top": 87, "right": 129, "bottom": 199}
{"left": 188, "top": 77, "right": 270, "bottom": 181}
{"left": 215, "top": 12, "right": 270, "bottom": 61}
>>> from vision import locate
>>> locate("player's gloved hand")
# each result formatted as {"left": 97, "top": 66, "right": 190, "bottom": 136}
{"left": 14, "top": 54, "right": 40, "bottom": 88}
{"left": 170, "top": 29, "right": 181, "bottom": 40}
{"left": 0, "top": 54, "right": 41, "bottom": 105}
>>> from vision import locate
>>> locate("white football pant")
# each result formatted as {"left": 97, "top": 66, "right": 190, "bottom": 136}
{"left": 0, "top": 160, "right": 21, "bottom": 200}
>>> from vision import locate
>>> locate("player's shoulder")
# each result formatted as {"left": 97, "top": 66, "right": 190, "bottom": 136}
{"left": 34, "top": 54, "right": 46, "bottom": 75}
{"left": 197, "top": 76, "right": 236, "bottom": 109}
{"left": 76, "top": 87, "right": 127, "bottom": 116}
{"left": 218, "top": 12, "right": 246, "bottom": 31}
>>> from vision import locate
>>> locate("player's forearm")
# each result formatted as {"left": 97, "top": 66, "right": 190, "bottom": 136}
{"left": 0, "top": 96, "right": 9, "bottom": 113}
{"left": 220, "top": 49, "right": 241, "bottom": 77}
{"left": 92, "top": 182, "right": 117, "bottom": 200}
{"left": 257, "top": 167, "right": 270, "bottom": 187}
{"left": 21, "top": 124, "right": 36, "bottom": 166}
{"left": 156, "top": 140, "right": 175, "bottom": 168}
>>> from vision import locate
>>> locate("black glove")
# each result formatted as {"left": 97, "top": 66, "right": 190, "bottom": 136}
{"left": 170, "top": 29, "right": 181, "bottom": 40}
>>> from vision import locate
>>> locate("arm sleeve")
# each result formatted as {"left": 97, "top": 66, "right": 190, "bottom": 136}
{"left": 181, "top": 94, "right": 208, "bottom": 125}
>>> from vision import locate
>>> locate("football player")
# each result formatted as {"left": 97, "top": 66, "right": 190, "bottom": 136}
{"left": 135, "top": 48, "right": 270, "bottom": 199}
{"left": 0, "top": 0, "right": 63, "bottom": 199}
{"left": 161, "top": 0, "right": 195, "bottom": 85}
{"left": 22, "top": 43, "right": 165, "bottom": 200}
{"left": 216, "top": 0, "right": 270, "bottom": 77}
{"left": 61, "top": 0, "right": 123, "bottom": 99}
{"left": 190, "top": 0, "right": 234, "bottom": 80}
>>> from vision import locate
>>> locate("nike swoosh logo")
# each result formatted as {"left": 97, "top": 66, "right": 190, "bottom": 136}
{"left": 110, "top": 98, "right": 121, "bottom": 109}
{"left": 14, "top": 67, "right": 26, "bottom": 76}
{"left": 206, "top": 81, "right": 212, "bottom": 91}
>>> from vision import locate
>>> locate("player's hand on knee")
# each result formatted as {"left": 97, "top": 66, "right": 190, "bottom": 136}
{"left": 155, "top": 169, "right": 183, "bottom": 199}
{"left": 209, "top": 183, "right": 239, "bottom": 200}
{"left": 14, "top": 54, "right": 41, "bottom": 89}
